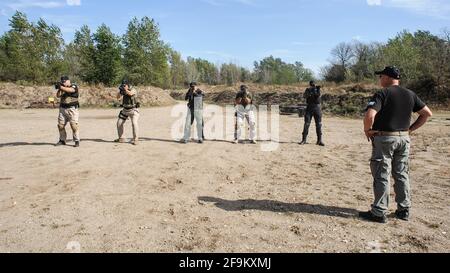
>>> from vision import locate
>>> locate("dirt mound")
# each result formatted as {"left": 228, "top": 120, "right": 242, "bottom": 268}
{"left": 170, "top": 83, "right": 379, "bottom": 116}
{"left": 0, "top": 83, "right": 176, "bottom": 109}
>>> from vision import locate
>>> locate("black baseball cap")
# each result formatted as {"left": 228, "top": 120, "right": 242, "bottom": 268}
{"left": 309, "top": 80, "right": 315, "bottom": 86}
{"left": 240, "top": 85, "right": 248, "bottom": 91}
{"left": 189, "top": 82, "right": 197, "bottom": 87}
{"left": 61, "top": 76, "right": 69, "bottom": 82}
{"left": 375, "top": 66, "right": 401, "bottom": 79}
{"left": 121, "top": 79, "right": 129, "bottom": 85}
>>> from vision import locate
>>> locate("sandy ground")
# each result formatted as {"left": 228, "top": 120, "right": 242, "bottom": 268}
{"left": 0, "top": 104, "right": 449, "bottom": 253}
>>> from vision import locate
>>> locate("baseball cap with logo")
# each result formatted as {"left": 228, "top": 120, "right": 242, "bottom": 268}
{"left": 375, "top": 66, "right": 401, "bottom": 79}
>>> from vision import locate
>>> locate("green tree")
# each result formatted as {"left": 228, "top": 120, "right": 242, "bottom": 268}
{"left": 186, "top": 57, "right": 219, "bottom": 85}
{"left": 293, "top": 61, "right": 314, "bottom": 82}
{"left": 220, "top": 63, "right": 241, "bottom": 86}
{"left": 380, "top": 30, "right": 422, "bottom": 81}
{"left": 72, "top": 25, "right": 96, "bottom": 83}
{"left": 123, "top": 17, "right": 170, "bottom": 87}
{"left": 92, "top": 24, "right": 122, "bottom": 85}
{"left": 32, "top": 18, "right": 66, "bottom": 82}
{"left": 0, "top": 11, "right": 65, "bottom": 83}
{"left": 168, "top": 48, "right": 187, "bottom": 87}
{"left": 254, "top": 56, "right": 304, "bottom": 85}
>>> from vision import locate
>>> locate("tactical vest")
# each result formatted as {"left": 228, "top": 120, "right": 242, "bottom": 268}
{"left": 60, "top": 85, "right": 79, "bottom": 108}
{"left": 122, "top": 93, "right": 137, "bottom": 109}
{"left": 305, "top": 87, "right": 321, "bottom": 105}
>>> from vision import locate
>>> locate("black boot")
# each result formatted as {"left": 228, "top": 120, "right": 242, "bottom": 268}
{"left": 299, "top": 135, "right": 307, "bottom": 145}
{"left": 55, "top": 140, "right": 66, "bottom": 146}
{"left": 317, "top": 135, "right": 325, "bottom": 146}
{"left": 316, "top": 122, "right": 324, "bottom": 146}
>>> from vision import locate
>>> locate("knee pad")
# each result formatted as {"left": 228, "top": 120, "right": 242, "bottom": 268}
{"left": 57, "top": 124, "right": 65, "bottom": 131}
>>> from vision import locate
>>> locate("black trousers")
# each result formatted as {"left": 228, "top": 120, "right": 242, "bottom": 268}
{"left": 302, "top": 104, "right": 322, "bottom": 140}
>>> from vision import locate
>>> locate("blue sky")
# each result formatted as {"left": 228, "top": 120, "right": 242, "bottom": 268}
{"left": 0, "top": 0, "right": 449, "bottom": 75}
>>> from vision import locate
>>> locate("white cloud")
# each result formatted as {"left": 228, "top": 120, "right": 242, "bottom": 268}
{"left": 367, "top": 0, "right": 382, "bottom": 5}
{"left": 366, "top": 0, "right": 450, "bottom": 19}
{"left": 8, "top": 1, "right": 64, "bottom": 10}
{"left": 5, "top": 0, "right": 81, "bottom": 10}
{"left": 66, "top": 0, "right": 81, "bottom": 6}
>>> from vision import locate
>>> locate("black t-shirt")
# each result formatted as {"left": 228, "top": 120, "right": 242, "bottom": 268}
{"left": 236, "top": 91, "right": 253, "bottom": 107}
{"left": 366, "top": 86, "right": 426, "bottom": 132}
{"left": 185, "top": 89, "right": 204, "bottom": 110}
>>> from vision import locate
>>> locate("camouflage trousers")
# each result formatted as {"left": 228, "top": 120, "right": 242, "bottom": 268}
{"left": 370, "top": 136, "right": 411, "bottom": 217}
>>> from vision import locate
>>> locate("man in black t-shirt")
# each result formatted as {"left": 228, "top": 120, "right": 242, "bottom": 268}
{"left": 359, "top": 66, "right": 433, "bottom": 224}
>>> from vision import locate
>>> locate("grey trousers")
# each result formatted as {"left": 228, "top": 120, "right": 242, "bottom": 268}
{"left": 370, "top": 136, "right": 411, "bottom": 217}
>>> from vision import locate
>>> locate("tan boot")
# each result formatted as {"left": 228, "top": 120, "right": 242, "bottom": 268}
{"left": 114, "top": 138, "right": 126, "bottom": 143}
{"left": 132, "top": 138, "right": 139, "bottom": 146}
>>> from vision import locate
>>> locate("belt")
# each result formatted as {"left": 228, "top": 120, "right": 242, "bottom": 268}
{"left": 60, "top": 104, "right": 79, "bottom": 109}
{"left": 375, "top": 131, "right": 409, "bottom": 137}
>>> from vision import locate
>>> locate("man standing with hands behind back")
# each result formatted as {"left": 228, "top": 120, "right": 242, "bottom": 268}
{"left": 360, "top": 66, "right": 433, "bottom": 224}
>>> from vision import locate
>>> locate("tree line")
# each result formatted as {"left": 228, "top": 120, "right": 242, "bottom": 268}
{"left": 0, "top": 11, "right": 314, "bottom": 88}
{"left": 322, "top": 29, "right": 450, "bottom": 100}
{"left": 1, "top": 11, "right": 449, "bottom": 100}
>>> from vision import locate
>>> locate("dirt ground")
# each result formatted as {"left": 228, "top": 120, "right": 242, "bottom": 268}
{"left": 0, "top": 104, "right": 449, "bottom": 253}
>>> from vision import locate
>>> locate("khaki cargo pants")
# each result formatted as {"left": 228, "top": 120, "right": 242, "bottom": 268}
{"left": 370, "top": 136, "right": 411, "bottom": 217}
{"left": 117, "top": 108, "right": 140, "bottom": 140}
{"left": 58, "top": 107, "right": 80, "bottom": 142}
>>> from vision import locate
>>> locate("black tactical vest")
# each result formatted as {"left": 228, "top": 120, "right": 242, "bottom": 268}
{"left": 60, "top": 84, "right": 79, "bottom": 108}
{"left": 122, "top": 93, "right": 137, "bottom": 109}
